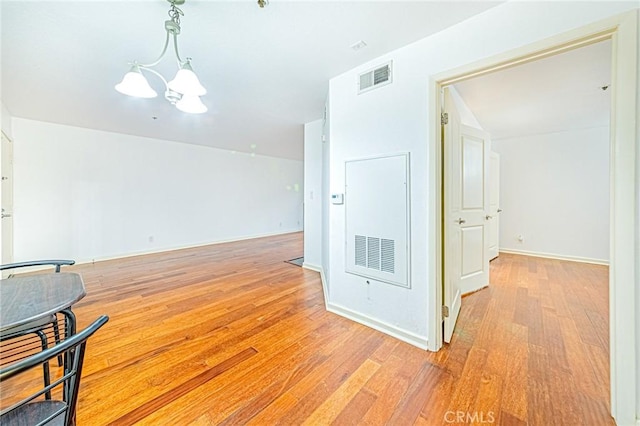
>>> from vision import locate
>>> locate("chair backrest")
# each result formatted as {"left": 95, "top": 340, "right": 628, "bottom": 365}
{"left": 0, "top": 315, "right": 108, "bottom": 426}
{"left": 0, "top": 260, "right": 76, "bottom": 273}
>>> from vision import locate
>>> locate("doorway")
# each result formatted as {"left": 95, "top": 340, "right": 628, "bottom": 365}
{"left": 430, "top": 12, "right": 638, "bottom": 424}
{"left": 452, "top": 40, "right": 611, "bottom": 266}
{"left": 441, "top": 38, "right": 612, "bottom": 343}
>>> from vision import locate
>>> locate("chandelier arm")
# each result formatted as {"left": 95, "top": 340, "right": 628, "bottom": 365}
{"left": 138, "top": 65, "right": 169, "bottom": 88}
{"left": 172, "top": 32, "right": 186, "bottom": 65}
{"left": 138, "top": 31, "right": 172, "bottom": 68}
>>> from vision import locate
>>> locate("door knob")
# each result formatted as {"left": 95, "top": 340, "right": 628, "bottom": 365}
{"left": 485, "top": 215, "right": 493, "bottom": 220}
{"left": 1, "top": 213, "right": 11, "bottom": 219}
{"left": 497, "top": 208, "right": 503, "bottom": 213}
{"left": 456, "top": 218, "right": 466, "bottom": 225}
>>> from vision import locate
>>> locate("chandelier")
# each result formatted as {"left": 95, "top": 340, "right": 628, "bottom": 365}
{"left": 115, "top": 0, "right": 207, "bottom": 114}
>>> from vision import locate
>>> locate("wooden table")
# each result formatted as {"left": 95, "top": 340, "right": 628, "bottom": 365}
{"left": 0, "top": 272, "right": 86, "bottom": 333}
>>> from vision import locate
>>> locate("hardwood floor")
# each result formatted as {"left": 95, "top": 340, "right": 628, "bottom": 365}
{"left": 2, "top": 233, "right": 612, "bottom": 424}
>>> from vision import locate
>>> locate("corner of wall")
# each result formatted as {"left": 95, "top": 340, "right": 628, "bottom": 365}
{"left": 449, "top": 86, "right": 483, "bottom": 129}
{"left": 1, "top": 101, "right": 13, "bottom": 139}
{"left": 303, "top": 263, "right": 329, "bottom": 309}
{"left": 326, "top": 302, "right": 429, "bottom": 350}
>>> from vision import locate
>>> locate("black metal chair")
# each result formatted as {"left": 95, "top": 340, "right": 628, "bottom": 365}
{"left": 0, "top": 260, "right": 76, "bottom": 398}
{"left": 0, "top": 260, "right": 75, "bottom": 275}
{"left": 0, "top": 315, "right": 108, "bottom": 426}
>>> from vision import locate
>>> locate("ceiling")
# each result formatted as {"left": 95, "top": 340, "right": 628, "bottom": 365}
{"left": 1, "top": 1, "right": 501, "bottom": 160}
{"left": 453, "top": 39, "right": 612, "bottom": 141}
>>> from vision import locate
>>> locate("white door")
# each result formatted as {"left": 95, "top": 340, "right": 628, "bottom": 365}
{"left": 443, "top": 87, "right": 491, "bottom": 343}
{"left": 488, "top": 152, "right": 500, "bottom": 260}
{"left": 1, "top": 131, "right": 14, "bottom": 267}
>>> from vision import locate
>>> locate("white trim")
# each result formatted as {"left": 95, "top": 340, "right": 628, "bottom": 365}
{"left": 304, "top": 263, "right": 330, "bottom": 313}
{"left": 318, "top": 267, "right": 329, "bottom": 308}
{"left": 498, "top": 249, "right": 609, "bottom": 266}
{"left": 428, "top": 76, "right": 442, "bottom": 353}
{"left": 302, "top": 262, "right": 322, "bottom": 272}
{"left": 429, "top": 10, "right": 638, "bottom": 425}
{"left": 307, "top": 265, "right": 429, "bottom": 352}
{"left": 1, "top": 129, "right": 12, "bottom": 142}
{"left": 12, "top": 229, "right": 303, "bottom": 273}
{"left": 77, "top": 229, "right": 303, "bottom": 265}
{"left": 326, "top": 302, "right": 429, "bottom": 349}
{"left": 608, "top": 10, "right": 638, "bottom": 424}
{"left": 303, "top": 261, "right": 329, "bottom": 306}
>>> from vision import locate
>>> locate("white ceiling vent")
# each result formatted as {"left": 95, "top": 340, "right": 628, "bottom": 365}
{"left": 358, "top": 61, "right": 393, "bottom": 94}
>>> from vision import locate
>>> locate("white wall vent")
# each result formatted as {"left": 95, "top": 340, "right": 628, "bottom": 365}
{"left": 381, "top": 239, "right": 395, "bottom": 273}
{"left": 355, "top": 235, "right": 367, "bottom": 267}
{"left": 345, "top": 153, "right": 410, "bottom": 288}
{"left": 355, "top": 235, "right": 395, "bottom": 274}
{"left": 358, "top": 61, "right": 393, "bottom": 94}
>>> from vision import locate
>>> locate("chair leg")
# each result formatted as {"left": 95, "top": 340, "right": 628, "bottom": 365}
{"left": 61, "top": 309, "right": 78, "bottom": 402}
{"left": 36, "top": 330, "right": 52, "bottom": 400}
{"left": 52, "top": 317, "right": 63, "bottom": 366}
{"left": 60, "top": 309, "right": 77, "bottom": 376}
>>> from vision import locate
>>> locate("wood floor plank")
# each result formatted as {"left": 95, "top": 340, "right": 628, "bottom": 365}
{"left": 106, "top": 347, "right": 258, "bottom": 425}
{"left": 302, "top": 359, "right": 380, "bottom": 425}
{"left": 359, "top": 373, "right": 413, "bottom": 424}
{"left": 2, "top": 236, "right": 612, "bottom": 425}
{"left": 418, "top": 368, "right": 455, "bottom": 422}
{"left": 331, "top": 388, "right": 377, "bottom": 426}
{"left": 274, "top": 332, "right": 385, "bottom": 424}
{"left": 362, "top": 353, "right": 405, "bottom": 396}
{"left": 499, "top": 322, "right": 528, "bottom": 421}
{"left": 387, "top": 362, "right": 447, "bottom": 425}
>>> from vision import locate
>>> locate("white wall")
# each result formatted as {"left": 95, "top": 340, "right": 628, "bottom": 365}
{"left": 493, "top": 126, "right": 609, "bottom": 263}
{"left": 450, "top": 86, "right": 482, "bottom": 128}
{"left": 303, "top": 119, "right": 323, "bottom": 269}
{"left": 325, "top": 2, "right": 638, "bottom": 349}
{"left": 12, "top": 118, "right": 303, "bottom": 263}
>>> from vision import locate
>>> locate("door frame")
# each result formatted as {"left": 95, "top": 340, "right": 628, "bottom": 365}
{"left": 488, "top": 151, "right": 500, "bottom": 261}
{"left": 428, "top": 11, "right": 638, "bottom": 424}
{"left": 0, "top": 129, "right": 13, "bottom": 268}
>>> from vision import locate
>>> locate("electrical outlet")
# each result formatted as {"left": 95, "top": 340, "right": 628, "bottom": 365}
{"left": 148, "top": 236, "right": 155, "bottom": 243}
{"left": 517, "top": 235, "right": 524, "bottom": 243}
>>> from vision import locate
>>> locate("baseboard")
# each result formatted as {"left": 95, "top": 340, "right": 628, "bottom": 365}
{"left": 298, "top": 263, "right": 429, "bottom": 350}
{"left": 82, "top": 229, "right": 304, "bottom": 266}
{"left": 12, "top": 229, "right": 303, "bottom": 273}
{"left": 326, "top": 302, "right": 429, "bottom": 350}
{"left": 498, "top": 248, "right": 608, "bottom": 266}
{"left": 462, "top": 285, "right": 489, "bottom": 298}
{"left": 319, "top": 268, "right": 329, "bottom": 305}
{"left": 302, "top": 262, "right": 322, "bottom": 272}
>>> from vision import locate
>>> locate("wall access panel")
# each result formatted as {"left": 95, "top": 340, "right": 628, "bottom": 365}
{"left": 345, "top": 153, "right": 410, "bottom": 287}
